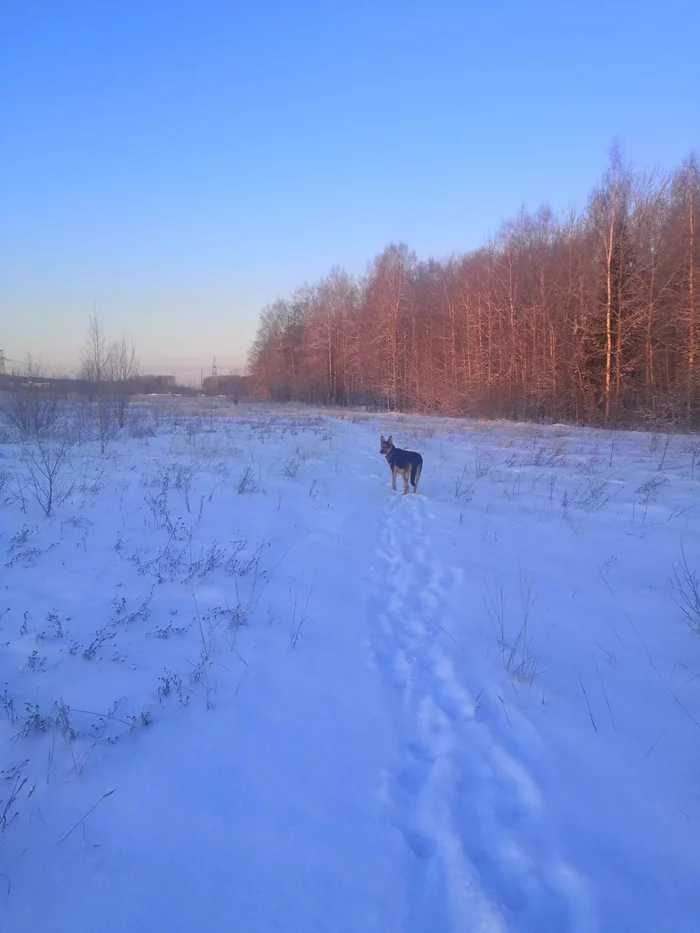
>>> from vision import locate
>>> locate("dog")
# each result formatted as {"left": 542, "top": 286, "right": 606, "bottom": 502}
{"left": 380, "top": 435, "right": 423, "bottom": 494}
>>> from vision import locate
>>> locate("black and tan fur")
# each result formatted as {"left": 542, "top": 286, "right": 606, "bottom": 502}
{"left": 380, "top": 435, "right": 423, "bottom": 494}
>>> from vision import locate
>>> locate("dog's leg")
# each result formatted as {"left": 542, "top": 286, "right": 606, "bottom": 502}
{"left": 413, "top": 463, "right": 422, "bottom": 493}
{"left": 391, "top": 466, "right": 397, "bottom": 491}
{"left": 402, "top": 471, "right": 409, "bottom": 495}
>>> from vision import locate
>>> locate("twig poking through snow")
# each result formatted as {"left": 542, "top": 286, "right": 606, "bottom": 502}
{"left": 594, "top": 659, "right": 617, "bottom": 732}
{"left": 580, "top": 679, "right": 598, "bottom": 732}
{"left": 59, "top": 789, "right": 116, "bottom": 844}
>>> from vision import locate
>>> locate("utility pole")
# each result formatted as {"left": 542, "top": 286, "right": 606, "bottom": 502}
{"left": 0, "top": 350, "right": 22, "bottom": 375}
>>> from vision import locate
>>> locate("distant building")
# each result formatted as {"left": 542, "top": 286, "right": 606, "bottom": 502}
{"left": 202, "top": 374, "right": 249, "bottom": 398}
{"left": 130, "top": 374, "right": 177, "bottom": 394}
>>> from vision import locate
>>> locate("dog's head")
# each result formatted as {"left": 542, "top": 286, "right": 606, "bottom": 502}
{"left": 380, "top": 435, "right": 393, "bottom": 456}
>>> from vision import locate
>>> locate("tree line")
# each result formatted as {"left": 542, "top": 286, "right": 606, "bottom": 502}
{"left": 248, "top": 149, "right": 700, "bottom": 428}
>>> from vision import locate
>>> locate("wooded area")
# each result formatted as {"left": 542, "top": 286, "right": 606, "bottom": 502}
{"left": 249, "top": 150, "right": 700, "bottom": 428}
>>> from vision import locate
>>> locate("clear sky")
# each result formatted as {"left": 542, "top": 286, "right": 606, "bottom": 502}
{"left": 1, "top": 0, "right": 698, "bottom": 382}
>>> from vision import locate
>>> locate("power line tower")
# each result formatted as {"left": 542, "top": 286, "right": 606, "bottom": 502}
{"left": 212, "top": 356, "right": 218, "bottom": 377}
{"left": 0, "top": 350, "right": 22, "bottom": 375}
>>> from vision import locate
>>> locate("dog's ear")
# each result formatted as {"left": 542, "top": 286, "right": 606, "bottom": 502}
{"left": 387, "top": 435, "right": 392, "bottom": 444}
{"left": 380, "top": 435, "right": 385, "bottom": 442}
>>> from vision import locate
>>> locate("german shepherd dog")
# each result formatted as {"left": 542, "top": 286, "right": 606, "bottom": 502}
{"left": 380, "top": 435, "right": 423, "bottom": 494}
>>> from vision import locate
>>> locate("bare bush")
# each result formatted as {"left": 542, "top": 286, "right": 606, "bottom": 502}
{"left": 0, "top": 468, "right": 10, "bottom": 500}
{"left": 172, "top": 463, "right": 196, "bottom": 512}
{"left": 1, "top": 388, "right": 60, "bottom": 437}
{"left": 237, "top": 465, "right": 258, "bottom": 494}
{"left": 453, "top": 466, "right": 476, "bottom": 501}
{"left": 485, "top": 574, "right": 542, "bottom": 683}
{"left": 672, "top": 545, "right": 700, "bottom": 635}
{"left": 0, "top": 357, "right": 61, "bottom": 437}
{"left": 20, "top": 439, "right": 74, "bottom": 516}
{"left": 636, "top": 474, "right": 670, "bottom": 519}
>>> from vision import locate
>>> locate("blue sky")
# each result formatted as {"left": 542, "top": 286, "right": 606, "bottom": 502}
{"left": 1, "top": 0, "right": 698, "bottom": 380}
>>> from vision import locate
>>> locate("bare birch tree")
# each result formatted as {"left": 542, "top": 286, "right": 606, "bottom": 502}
{"left": 80, "top": 311, "right": 113, "bottom": 453}
{"left": 106, "top": 336, "right": 139, "bottom": 428}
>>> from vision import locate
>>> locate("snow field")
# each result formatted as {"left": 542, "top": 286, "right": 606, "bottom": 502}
{"left": 1, "top": 400, "right": 699, "bottom": 932}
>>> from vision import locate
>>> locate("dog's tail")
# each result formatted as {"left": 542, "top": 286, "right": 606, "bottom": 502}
{"left": 411, "top": 457, "right": 423, "bottom": 489}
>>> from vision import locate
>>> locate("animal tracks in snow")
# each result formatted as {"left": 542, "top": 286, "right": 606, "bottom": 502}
{"left": 369, "top": 494, "right": 593, "bottom": 932}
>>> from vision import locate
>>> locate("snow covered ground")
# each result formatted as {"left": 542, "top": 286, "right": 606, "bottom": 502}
{"left": 1, "top": 399, "right": 699, "bottom": 932}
